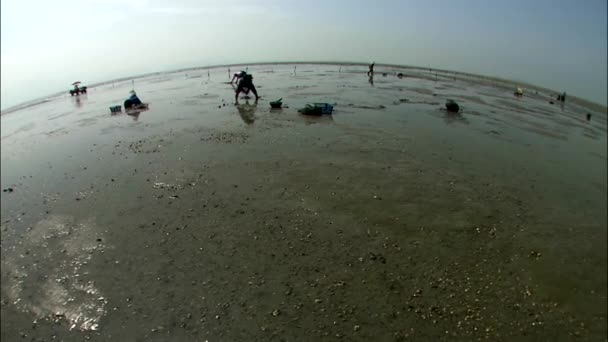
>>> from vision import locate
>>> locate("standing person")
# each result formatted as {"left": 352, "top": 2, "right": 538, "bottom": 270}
{"left": 234, "top": 72, "right": 259, "bottom": 103}
{"left": 368, "top": 61, "right": 375, "bottom": 76}
{"left": 561, "top": 92, "right": 567, "bottom": 102}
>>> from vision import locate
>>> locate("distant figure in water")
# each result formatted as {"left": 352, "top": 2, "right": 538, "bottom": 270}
{"left": 234, "top": 72, "right": 259, "bottom": 103}
{"left": 368, "top": 61, "right": 375, "bottom": 76}
{"left": 586, "top": 113, "right": 592, "bottom": 121}
{"left": 124, "top": 90, "right": 144, "bottom": 109}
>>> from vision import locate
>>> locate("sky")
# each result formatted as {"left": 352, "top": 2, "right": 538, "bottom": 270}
{"left": 1, "top": 0, "right": 607, "bottom": 109}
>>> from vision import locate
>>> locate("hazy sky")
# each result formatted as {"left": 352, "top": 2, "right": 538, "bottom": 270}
{"left": 1, "top": 0, "right": 607, "bottom": 109}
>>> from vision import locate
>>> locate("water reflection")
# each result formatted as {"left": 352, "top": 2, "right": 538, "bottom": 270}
{"left": 71, "top": 94, "right": 87, "bottom": 108}
{"left": 109, "top": 108, "right": 146, "bottom": 121}
{"left": 235, "top": 100, "right": 257, "bottom": 125}
{"left": 126, "top": 111, "right": 141, "bottom": 121}
{"left": 3, "top": 215, "right": 107, "bottom": 332}
{"left": 302, "top": 114, "right": 334, "bottom": 126}
{"left": 441, "top": 109, "right": 469, "bottom": 125}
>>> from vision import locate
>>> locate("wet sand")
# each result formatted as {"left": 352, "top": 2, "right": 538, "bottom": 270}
{"left": 1, "top": 64, "right": 606, "bottom": 341}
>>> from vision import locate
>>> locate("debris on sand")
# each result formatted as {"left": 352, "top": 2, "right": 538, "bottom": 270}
{"left": 445, "top": 99, "right": 460, "bottom": 112}
{"left": 346, "top": 104, "right": 386, "bottom": 110}
{"left": 394, "top": 98, "right": 440, "bottom": 106}
{"left": 529, "top": 251, "right": 542, "bottom": 259}
{"left": 153, "top": 182, "right": 184, "bottom": 191}
{"left": 515, "top": 87, "right": 523, "bottom": 97}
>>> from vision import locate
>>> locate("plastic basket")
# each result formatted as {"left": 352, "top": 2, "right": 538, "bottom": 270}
{"left": 313, "top": 103, "right": 333, "bottom": 114}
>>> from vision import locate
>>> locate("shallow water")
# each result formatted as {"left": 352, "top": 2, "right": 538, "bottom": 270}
{"left": 1, "top": 64, "right": 606, "bottom": 341}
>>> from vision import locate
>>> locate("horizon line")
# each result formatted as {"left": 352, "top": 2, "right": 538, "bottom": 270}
{"left": 2, "top": 61, "right": 606, "bottom": 115}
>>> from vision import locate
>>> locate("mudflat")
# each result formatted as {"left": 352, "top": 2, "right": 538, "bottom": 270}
{"left": 1, "top": 64, "right": 606, "bottom": 341}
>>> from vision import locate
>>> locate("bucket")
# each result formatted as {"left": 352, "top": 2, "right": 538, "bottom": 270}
{"left": 270, "top": 98, "right": 283, "bottom": 109}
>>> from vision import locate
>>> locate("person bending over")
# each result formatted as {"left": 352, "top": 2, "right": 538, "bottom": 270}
{"left": 235, "top": 73, "right": 259, "bottom": 102}
{"left": 124, "top": 90, "right": 144, "bottom": 109}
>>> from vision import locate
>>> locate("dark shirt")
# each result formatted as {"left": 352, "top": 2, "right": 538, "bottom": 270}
{"left": 240, "top": 74, "right": 253, "bottom": 87}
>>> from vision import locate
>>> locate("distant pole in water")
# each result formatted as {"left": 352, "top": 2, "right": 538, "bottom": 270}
{"left": 339, "top": 66, "right": 341, "bottom": 73}
{"left": 294, "top": 66, "right": 297, "bottom": 76}
{"left": 246, "top": 66, "right": 248, "bottom": 72}
{"left": 228, "top": 67, "right": 231, "bottom": 79}
{"left": 208, "top": 70, "right": 210, "bottom": 79}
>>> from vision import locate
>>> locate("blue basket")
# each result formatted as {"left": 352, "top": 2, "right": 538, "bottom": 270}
{"left": 313, "top": 103, "right": 333, "bottom": 114}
